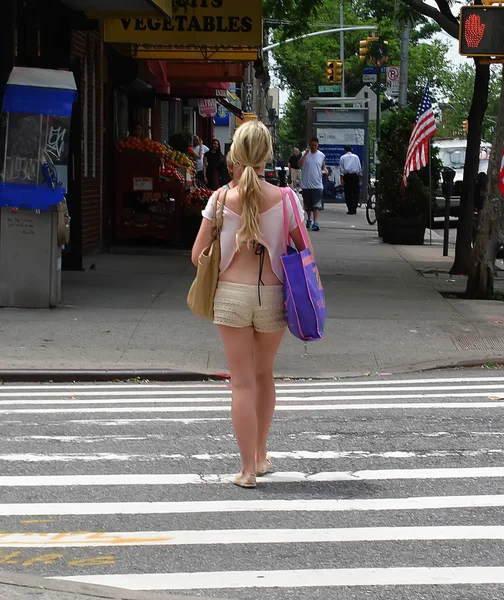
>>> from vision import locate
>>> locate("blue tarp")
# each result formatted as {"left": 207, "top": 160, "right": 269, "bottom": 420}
{"left": 0, "top": 182, "right": 65, "bottom": 210}
{"left": 2, "top": 85, "right": 77, "bottom": 116}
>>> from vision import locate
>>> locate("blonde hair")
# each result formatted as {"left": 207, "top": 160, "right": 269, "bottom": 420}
{"left": 230, "top": 121, "right": 273, "bottom": 248}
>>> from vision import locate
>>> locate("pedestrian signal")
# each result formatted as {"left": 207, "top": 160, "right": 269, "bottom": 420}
{"left": 459, "top": 6, "right": 504, "bottom": 57}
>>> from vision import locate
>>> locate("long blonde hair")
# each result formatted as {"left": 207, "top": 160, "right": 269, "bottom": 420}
{"left": 230, "top": 121, "right": 273, "bottom": 248}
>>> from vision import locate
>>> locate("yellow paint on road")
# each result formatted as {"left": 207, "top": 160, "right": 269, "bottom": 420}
{"left": 0, "top": 531, "right": 172, "bottom": 547}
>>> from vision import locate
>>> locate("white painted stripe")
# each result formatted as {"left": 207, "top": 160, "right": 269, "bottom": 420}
{"left": 0, "top": 466, "right": 503, "bottom": 487}
{"left": 1, "top": 384, "right": 504, "bottom": 398}
{"left": 5, "top": 448, "right": 502, "bottom": 461}
{"left": 0, "top": 391, "right": 503, "bottom": 406}
{"left": 1, "top": 494, "right": 504, "bottom": 516}
{"left": 55, "top": 566, "right": 504, "bottom": 590}
{"left": 4, "top": 526, "right": 504, "bottom": 548}
{"left": 0, "top": 401, "right": 503, "bottom": 414}
{"left": 3, "top": 376, "right": 504, "bottom": 391}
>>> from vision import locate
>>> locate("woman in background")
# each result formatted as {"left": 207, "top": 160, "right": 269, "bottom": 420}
{"left": 203, "top": 139, "right": 224, "bottom": 190}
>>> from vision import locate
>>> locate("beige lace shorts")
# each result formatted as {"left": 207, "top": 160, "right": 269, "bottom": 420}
{"left": 214, "top": 282, "right": 287, "bottom": 332}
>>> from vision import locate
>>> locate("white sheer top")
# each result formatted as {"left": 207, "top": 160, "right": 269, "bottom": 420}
{"left": 201, "top": 188, "right": 304, "bottom": 282}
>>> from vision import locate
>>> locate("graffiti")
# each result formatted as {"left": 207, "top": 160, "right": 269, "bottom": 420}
{"left": 46, "top": 126, "right": 67, "bottom": 162}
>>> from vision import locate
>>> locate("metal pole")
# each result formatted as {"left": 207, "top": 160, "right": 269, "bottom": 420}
{"left": 429, "top": 140, "right": 432, "bottom": 246}
{"left": 398, "top": 23, "right": 410, "bottom": 107}
{"left": 340, "top": 0, "right": 345, "bottom": 98}
{"left": 375, "top": 65, "right": 381, "bottom": 142}
{"left": 263, "top": 25, "right": 377, "bottom": 52}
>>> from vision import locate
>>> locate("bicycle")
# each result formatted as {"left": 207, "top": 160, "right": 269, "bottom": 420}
{"left": 366, "top": 183, "right": 377, "bottom": 225}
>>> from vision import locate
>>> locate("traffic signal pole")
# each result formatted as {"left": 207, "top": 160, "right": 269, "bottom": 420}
{"left": 340, "top": 0, "right": 345, "bottom": 97}
{"left": 375, "top": 64, "right": 381, "bottom": 141}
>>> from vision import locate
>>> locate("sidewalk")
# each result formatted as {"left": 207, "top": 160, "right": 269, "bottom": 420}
{"left": 0, "top": 571, "right": 224, "bottom": 600}
{"left": 0, "top": 204, "right": 502, "bottom": 379}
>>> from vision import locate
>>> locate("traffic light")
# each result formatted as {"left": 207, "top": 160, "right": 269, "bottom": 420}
{"left": 459, "top": 6, "right": 504, "bottom": 57}
{"left": 326, "top": 60, "right": 337, "bottom": 82}
{"left": 463, "top": 119, "right": 469, "bottom": 134}
{"left": 359, "top": 39, "right": 370, "bottom": 61}
{"left": 333, "top": 60, "right": 343, "bottom": 83}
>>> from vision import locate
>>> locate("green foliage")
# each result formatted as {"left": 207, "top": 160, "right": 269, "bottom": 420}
{"left": 279, "top": 93, "right": 307, "bottom": 159}
{"left": 376, "top": 107, "right": 442, "bottom": 220}
{"left": 263, "top": 0, "right": 324, "bottom": 35}
{"left": 437, "top": 64, "right": 502, "bottom": 141}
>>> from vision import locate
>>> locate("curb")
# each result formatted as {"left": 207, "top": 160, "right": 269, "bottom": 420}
{"left": 0, "top": 370, "right": 229, "bottom": 383}
{"left": 0, "top": 357, "right": 502, "bottom": 384}
{"left": 0, "top": 571, "right": 229, "bottom": 599}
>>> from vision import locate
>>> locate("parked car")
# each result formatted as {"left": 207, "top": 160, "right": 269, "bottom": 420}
{"left": 265, "top": 162, "right": 279, "bottom": 186}
{"left": 433, "top": 139, "right": 491, "bottom": 219}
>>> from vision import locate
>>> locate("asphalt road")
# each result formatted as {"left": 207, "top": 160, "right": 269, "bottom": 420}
{"left": 0, "top": 369, "right": 504, "bottom": 599}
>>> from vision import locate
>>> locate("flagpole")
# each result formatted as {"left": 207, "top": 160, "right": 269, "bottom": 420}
{"left": 428, "top": 139, "right": 432, "bottom": 246}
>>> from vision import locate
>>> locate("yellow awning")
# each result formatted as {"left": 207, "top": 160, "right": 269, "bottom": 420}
{"left": 59, "top": 0, "right": 172, "bottom": 18}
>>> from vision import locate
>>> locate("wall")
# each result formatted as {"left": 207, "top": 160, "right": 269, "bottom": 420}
{"left": 72, "top": 30, "right": 104, "bottom": 256}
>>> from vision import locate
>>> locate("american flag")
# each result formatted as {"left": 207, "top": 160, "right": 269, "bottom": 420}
{"left": 402, "top": 85, "right": 437, "bottom": 188}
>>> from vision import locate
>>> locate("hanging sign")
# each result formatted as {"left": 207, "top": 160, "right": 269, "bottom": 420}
{"left": 198, "top": 98, "right": 217, "bottom": 118}
{"left": 103, "top": 0, "right": 262, "bottom": 47}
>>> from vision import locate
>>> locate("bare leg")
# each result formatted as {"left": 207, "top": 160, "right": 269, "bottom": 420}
{"left": 254, "top": 329, "right": 285, "bottom": 464}
{"left": 313, "top": 208, "right": 320, "bottom": 223}
{"left": 218, "top": 325, "right": 256, "bottom": 476}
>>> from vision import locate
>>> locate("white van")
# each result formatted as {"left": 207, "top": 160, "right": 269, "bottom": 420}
{"left": 434, "top": 138, "right": 491, "bottom": 183}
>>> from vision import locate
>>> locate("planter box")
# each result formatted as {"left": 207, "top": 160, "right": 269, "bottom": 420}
{"left": 378, "top": 216, "right": 426, "bottom": 245}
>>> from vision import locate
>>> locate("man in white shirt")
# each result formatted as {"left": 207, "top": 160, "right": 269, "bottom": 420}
{"left": 339, "top": 145, "right": 363, "bottom": 215}
{"left": 298, "top": 137, "right": 326, "bottom": 231}
{"left": 192, "top": 135, "right": 209, "bottom": 184}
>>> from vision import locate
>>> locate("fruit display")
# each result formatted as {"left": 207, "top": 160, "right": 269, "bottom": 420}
{"left": 115, "top": 137, "right": 195, "bottom": 173}
{"left": 116, "top": 137, "right": 166, "bottom": 155}
{"left": 183, "top": 186, "right": 213, "bottom": 216}
{"left": 159, "top": 160, "right": 185, "bottom": 184}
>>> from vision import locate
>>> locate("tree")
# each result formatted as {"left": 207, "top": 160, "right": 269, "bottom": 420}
{"left": 272, "top": 0, "right": 447, "bottom": 155}
{"left": 397, "top": 0, "right": 491, "bottom": 276}
{"left": 466, "top": 67, "right": 504, "bottom": 299}
{"left": 263, "top": 0, "right": 325, "bottom": 35}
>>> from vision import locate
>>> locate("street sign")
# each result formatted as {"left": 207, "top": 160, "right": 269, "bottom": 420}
{"left": 318, "top": 85, "right": 341, "bottom": 93}
{"left": 459, "top": 6, "right": 504, "bottom": 56}
{"left": 364, "top": 66, "right": 387, "bottom": 74}
{"left": 386, "top": 66, "right": 400, "bottom": 97}
{"left": 363, "top": 73, "right": 377, "bottom": 83}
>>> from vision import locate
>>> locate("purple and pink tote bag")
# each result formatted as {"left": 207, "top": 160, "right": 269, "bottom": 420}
{"left": 281, "top": 187, "right": 326, "bottom": 341}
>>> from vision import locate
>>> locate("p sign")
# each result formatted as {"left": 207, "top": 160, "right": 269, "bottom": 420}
{"left": 386, "top": 66, "right": 400, "bottom": 97}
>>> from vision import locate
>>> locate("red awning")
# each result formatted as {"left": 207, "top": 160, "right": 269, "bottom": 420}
{"left": 147, "top": 60, "right": 230, "bottom": 96}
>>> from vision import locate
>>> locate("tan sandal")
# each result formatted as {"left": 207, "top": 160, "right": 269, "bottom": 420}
{"left": 256, "top": 457, "right": 273, "bottom": 477}
{"left": 233, "top": 473, "right": 256, "bottom": 488}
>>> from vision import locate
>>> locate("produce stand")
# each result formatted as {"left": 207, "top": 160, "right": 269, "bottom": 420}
{"left": 113, "top": 138, "right": 209, "bottom": 246}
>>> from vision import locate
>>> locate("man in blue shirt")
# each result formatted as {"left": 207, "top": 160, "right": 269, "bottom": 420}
{"left": 299, "top": 137, "right": 326, "bottom": 231}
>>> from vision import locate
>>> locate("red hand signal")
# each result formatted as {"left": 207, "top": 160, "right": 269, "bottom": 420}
{"left": 464, "top": 14, "right": 486, "bottom": 47}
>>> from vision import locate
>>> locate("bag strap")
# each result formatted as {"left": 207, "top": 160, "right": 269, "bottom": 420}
{"left": 211, "top": 188, "right": 228, "bottom": 241}
{"left": 282, "top": 187, "right": 310, "bottom": 252}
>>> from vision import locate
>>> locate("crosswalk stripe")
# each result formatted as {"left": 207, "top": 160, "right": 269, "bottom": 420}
{"left": 1, "top": 494, "right": 504, "bottom": 516}
{"left": 2, "top": 376, "right": 504, "bottom": 390}
{"left": 3, "top": 526, "right": 504, "bottom": 547}
{"left": 1, "top": 384, "right": 504, "bottom": 398}
{"left": 55, "top": 566, "right": 504, "bottom": 590}
{"left": 0, "top": 401, "right": 503, "bottom": 414}
{"left": 1, "top": 466, "right": 504, "bottom": 487}
{"left": 0, "top": 391, "right": 503, "bottom": 406}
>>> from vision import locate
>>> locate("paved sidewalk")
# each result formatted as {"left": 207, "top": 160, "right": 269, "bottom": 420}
{"left": 0, "top": 205, "right": 502, "bottom": 379}
{"left": 0, "top": 571, "right": 223, "bottom": 600}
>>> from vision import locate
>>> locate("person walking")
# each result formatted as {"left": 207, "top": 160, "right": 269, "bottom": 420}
{"left": 298, "top": 137, "right": 326, "bottom": 231}
{"left": 339, "top": 145, "right": 363, "bottom": 215}
{"left": 192, "top": 135, "right": 209, "bottom": 184}
{"left": 203, "top": 139, "right": 224, "bottom": 190}
{"left": 191, "top": 121, "right": 311, "bottom": 489}
{"left": 288, "top": 147, "right": 302, "bottom": 191}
